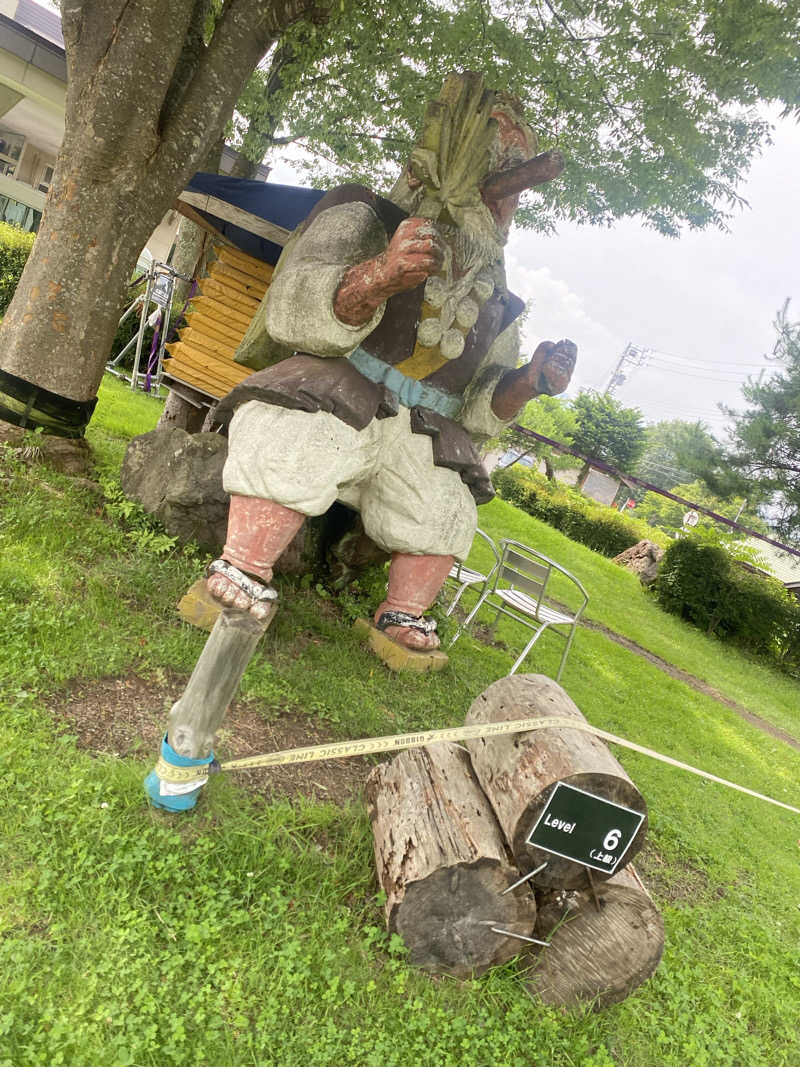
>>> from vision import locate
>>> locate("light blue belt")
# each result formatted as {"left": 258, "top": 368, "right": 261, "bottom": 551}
{"left": 349, "top": 346, "right": 461, "bottom": 419}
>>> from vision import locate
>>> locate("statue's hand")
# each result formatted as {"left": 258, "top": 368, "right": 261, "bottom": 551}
{"left": 378, "top": 217, "right": 445, "bottom": 294}
{"left": 334, "top": 217, "right": 445, "bottom": 327}
{"left": 525, "top": 338, "right": 577, "bottom": 397}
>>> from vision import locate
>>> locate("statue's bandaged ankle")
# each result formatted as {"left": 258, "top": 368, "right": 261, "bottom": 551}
{"left": 144, "top": 735, "right": 215, "bottom": 811}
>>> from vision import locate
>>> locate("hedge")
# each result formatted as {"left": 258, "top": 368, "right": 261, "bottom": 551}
{"left": 491, "top": 466, "right": 663, "bottom": 558}
{"left": 0, "top": 221, "right": 35, "bottom": 315}
{"left": 654, "top": 537, "right": 800, "bottom": 668}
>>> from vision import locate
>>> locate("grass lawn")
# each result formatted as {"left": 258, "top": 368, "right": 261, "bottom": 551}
{"left": 1, "top": 375, "right": 799, "bottom": 1066}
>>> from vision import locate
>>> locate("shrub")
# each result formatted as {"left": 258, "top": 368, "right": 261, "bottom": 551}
{"left": 491, "top": 466, "right": 661, "bottom": 558}
{"left": 654, "top": 537, "right": 800, "bottom": 667}
{"left": 0, "top": 221, "right": 35, "bottom": 315}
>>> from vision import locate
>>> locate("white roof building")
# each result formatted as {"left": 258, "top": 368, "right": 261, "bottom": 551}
{"left": 745, "top": 537, "right": 800, "bottom": 598}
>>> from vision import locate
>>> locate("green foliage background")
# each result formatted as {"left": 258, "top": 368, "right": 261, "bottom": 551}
{"left": 570, "top": 392, "right": 647, "bottom": 472}
{"left": 0, "top": 222, "right": 34, "bottom": 316}
{"left": 235, "top": 0, "right": 800, "bottom": 235}
{"left": 492, "top": 465, "right": 662, "bottom": 558}
{"left": 655, "top": 537, "right": 800, "bottom": 668}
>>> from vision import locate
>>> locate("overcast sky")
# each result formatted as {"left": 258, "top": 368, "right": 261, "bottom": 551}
{"left": 503, "top": 111, "right": 800, "bottom": 440}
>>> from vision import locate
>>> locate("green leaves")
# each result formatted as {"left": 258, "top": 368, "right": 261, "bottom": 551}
{"left": 710, "top": 302, "right": 800, "bottom": 541}
{"left": 570, "top": 390, "right": 647, "bottom": 470}
{"left": 232, "top": 0, "right": 797, "bottom": 233}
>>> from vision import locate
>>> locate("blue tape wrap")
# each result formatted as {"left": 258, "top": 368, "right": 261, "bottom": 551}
{"left": 144, "top": 734, "right": 215, "bottom": 812}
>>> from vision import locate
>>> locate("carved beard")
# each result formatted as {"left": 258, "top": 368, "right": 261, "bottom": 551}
{"left": 437, "top": 202, "right": 506, "bottom": 275}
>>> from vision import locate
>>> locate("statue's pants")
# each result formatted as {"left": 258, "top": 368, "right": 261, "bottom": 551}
{"left": 222, "top": 400, "right": 477, "bottom": 560}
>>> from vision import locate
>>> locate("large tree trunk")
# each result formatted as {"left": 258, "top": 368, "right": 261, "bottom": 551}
{"left": 465, "top": 674, "right": 648, "bottom": 889}
{"left": 365, "top": 743, "right": 538, "bottom": 978}
{"left": 525, "top": 865, "right": 665, "bottom": 1009}
{"left": 0, "top": 0, "right": 320, "bottom": 432}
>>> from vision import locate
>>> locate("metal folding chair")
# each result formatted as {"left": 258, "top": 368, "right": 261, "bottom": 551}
{"left": 450, "top": 539, "right": 588, "bottom": 681}
{"left": 443, "top": 528, "right": 501, "bottom": 617}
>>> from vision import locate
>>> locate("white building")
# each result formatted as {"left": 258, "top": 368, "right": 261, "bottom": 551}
{"left": 0, "top": 0, "right": 268, "bottom": 248}
{"left": 0, "top": 0, "right": 63, "bottom": 232}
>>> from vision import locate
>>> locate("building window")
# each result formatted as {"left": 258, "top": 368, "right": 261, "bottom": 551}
{"left": 0, "top": 130, "right": 25, "bottom": 178}
{"left": 0, "top": 195, "right": 42, "bottom": 233}
{"left": 36, "top": 165, "right": 54, "bottom": 194}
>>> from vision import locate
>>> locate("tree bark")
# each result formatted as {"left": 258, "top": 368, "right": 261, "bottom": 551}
{"left": 525, "top": 865, "right": 665, "bottom": 1009}
{"left": 365, "top": 743, "right": 538, "bottom": 978}
{"left": 465, "top": 674, "right": 648, "bottom": 889}
{"left": 0, "top": 0, "right": 324, "bottom": 423}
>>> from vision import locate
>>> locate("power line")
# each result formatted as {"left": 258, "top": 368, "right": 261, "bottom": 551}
{"left": 645, "top": 347, "right": 770, "bottom": 370}
{"left": 644, "top": 362, "right": 754, "bottom": 383}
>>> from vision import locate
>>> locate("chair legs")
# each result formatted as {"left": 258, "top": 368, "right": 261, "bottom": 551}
{"left": 448, "top": 588, "right": 490, "bottom": 647}
{"left": 508, "top": 623, "right": 549, "bottom": 675}
{"left": 451, "top": 599, "right": 578, "bottom": 684}
{"left": 444, "top": 583, "right": 467, "bottom": 617}
{"left": 555, "top": 623, "right": 578, "bottom": 683}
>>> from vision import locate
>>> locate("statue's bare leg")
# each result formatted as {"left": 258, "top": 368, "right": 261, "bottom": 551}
{"left": 373, "top": 552, "right": 453, "bottom": 651}
{"left": 206, "top": 495, "right": 305, "bottom": 612}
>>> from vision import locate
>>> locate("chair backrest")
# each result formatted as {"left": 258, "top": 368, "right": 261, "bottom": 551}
{"left": 495, "top": 543, "right": 552, "bottom": 610}
{"left": 492, "top": 539, "right": 589, "bottom": 619}
{"left": 475, "top": 528, "right": 501, "bottom": 570}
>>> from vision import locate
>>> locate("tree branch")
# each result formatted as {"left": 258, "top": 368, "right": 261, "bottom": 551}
{"left": 153, "top": 0, "right": 328, "bottom": 187}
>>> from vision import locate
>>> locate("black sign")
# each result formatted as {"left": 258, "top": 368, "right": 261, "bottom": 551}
{"left": 526, "top": 781, "right": 645, "bottom": 875}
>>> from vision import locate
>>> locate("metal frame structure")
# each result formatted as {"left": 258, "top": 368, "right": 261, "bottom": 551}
{"left": 106, "top": 260, "right": 192, "bottom": 393}
{"left": 450, "top": 539, "right": 588, "bottom": 680}
{"left": 443, "top": 528, "right": 501, "bottom": 617}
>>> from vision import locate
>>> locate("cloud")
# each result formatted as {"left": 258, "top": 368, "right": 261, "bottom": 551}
{"left": 505, "top": 245, "right": 624, "bottom": 394}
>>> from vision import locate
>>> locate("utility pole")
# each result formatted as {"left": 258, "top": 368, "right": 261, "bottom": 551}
{"left": 604, "top": 343, "right": 651, "bottom": 395}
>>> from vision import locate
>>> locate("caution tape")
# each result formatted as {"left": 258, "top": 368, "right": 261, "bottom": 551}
{"left": 153, "top": 715, "right": 800, "bottom": 815}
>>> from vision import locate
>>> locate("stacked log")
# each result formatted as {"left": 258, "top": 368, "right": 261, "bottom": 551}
{"left": 464, "top": 674, "right": 648, "bottom": 888}
{"left": 526, "top": 865, "right": 665, "bottom": 1009}
{"left": 366, "top": 674, "right": 664, "bottom": 1006}
{"left": 163, "top": 244, "right": 273, "bottom": 399}
{"left": 365, "top": 743, "right": 537, "bottom": 978}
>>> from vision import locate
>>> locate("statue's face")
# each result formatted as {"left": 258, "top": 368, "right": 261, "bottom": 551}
{"left": 483, "top": 108, "right": 530, "bottom": 230}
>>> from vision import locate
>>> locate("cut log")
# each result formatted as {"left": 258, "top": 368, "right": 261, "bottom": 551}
{"left": 465, "top": 674, "right": 648, "bottom": 889}
{"left": 525, "top": 865, "right": 664, "bottom": 1009}
{"left": 365, "top": 743, "right": 537, "bottom": 978}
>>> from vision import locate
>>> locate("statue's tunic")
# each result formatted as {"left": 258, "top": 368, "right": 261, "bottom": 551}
{"left": 216, "top": 185, "right": 525, "bottom": 559}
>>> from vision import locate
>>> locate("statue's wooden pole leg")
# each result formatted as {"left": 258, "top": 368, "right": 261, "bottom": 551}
{"left": 145, "top": 602, "right": 276, "bottom": 811}
{"left": 169, "top": 604, "right": 276, "bottom": 756}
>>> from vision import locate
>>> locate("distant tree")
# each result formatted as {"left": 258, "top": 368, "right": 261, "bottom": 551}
{"left": 634, "top": 420, "right": 721, "bottom": 490}
{"left": 637, "top": 479, "right": 764, "bottom": 538}
{"left": 499, "top": 395, "right": 576, "bottom": 479}
{"left": 570, "top": 392, "right": 646, "bottom": 477}
{"left": 719, "top": 302, "right": 800, "bottom": 543}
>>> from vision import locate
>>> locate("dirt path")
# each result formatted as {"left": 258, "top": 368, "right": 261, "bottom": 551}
{"left": 581, "top": 618, "right": 800, "bottom": 751}
{"left": 54, "top": 675, "right": 371, "bottom": 803}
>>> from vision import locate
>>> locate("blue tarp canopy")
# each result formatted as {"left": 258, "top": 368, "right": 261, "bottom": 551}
{"left": 178, "top": 172, "right": 326, "bottom": 265}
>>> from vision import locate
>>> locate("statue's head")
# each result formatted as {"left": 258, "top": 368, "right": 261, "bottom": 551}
{"left": 389, "top": 76, "right": 560, "bottom": 245}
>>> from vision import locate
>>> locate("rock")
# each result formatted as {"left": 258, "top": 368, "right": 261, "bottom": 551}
{"left": 612, "top": 540, "right": 664, "bottom": 586}
{"left": 121, "top": 427, "right": 229, "bottom": 552}
{"left": 0, "top": 418, "right": 93, "bottom": 475}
